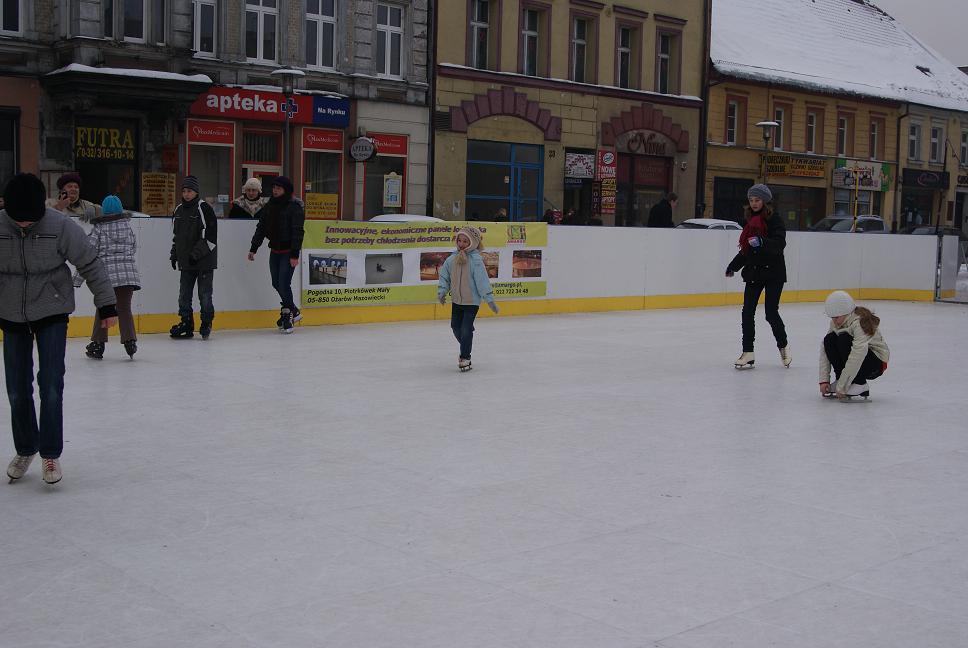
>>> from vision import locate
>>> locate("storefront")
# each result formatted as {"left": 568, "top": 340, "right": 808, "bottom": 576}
{"left": 900, "top": 168, "right": 949, "bottom": 229}
{"left": 831, "top": 159, "right": 892, "bottom": 222}
{"left": 0, "top": 76, "right": 40, "bottom": 187}
{"left": 73, "top": 117, "right": 140, "bottom": 208}
{"left": 563, "top": 150, "right": 595, "bottom": 224}
{"left": 363, "top": 133, "right": 409, "bottom": 218}
{"left": 761, "top": 153, "right": 827, "bottom": 230}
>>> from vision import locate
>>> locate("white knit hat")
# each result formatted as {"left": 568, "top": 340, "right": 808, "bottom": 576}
{"left": 243, "top": 177, "right": 262, "bottom": 192}
{"left": 824, "top": 290, "right": 855, "bottom": 317}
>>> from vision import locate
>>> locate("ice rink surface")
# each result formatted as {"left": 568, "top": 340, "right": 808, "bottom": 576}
{"left": 2, "top": 300, "right": 968, "bottom": 648}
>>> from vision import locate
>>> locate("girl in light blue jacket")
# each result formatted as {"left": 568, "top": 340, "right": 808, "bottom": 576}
{"left": 437, "top": 226, "right": 499, "bottom": 372}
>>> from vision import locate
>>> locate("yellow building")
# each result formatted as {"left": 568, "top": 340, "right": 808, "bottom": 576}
{"left": 705, "top": 81, "right": 900, "bottom": 230}
{"left": 433, "top": 0, "right": 708, "bottom": 225}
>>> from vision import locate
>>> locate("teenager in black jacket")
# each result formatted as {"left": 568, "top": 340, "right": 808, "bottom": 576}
{"left": 247, "top": 176, "right": 305, "bottom": 333}
{"left": 169, "top": 176, "right": 218, "bottom": 340}
{"left": 725, "top": 184, "right": 791, "bottom": 369}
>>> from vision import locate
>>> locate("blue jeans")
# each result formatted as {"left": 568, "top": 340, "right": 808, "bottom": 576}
{"left": 3, "top": 321, "right": 68, "bottom": 459}
{"left": 450, "top": 304, "right": 479, "bottom": 359}
{"left": 178, "top": 270, "right": 215, "bottom": 323}
{"left": 269, "top": 252, "right": 297, "bottom": 310}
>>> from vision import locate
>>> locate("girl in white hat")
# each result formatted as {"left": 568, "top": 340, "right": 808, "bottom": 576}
{"left": 819, "top": 290, "right": 890, "bottom": 400}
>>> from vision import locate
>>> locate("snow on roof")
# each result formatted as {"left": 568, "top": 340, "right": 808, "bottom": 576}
{"left": 711, "top": 0, "right": 968, "bottom": 112}
{"left": 225, "top": 83, "right": 347, "bottom": 99}
{"left": 46, "top": 63, "right": 212, "bottom": 84}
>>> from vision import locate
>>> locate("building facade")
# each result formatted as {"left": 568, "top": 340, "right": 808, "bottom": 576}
{"left": 433, "top": 0, "right": 708, "bottom": 225}
{"left": 0, "top": 0, "right": 430, "bottom": 220}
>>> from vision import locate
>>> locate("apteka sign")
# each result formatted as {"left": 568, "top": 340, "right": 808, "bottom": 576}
{"left": 191, "top": 87, "right": 349, "bottom": 127}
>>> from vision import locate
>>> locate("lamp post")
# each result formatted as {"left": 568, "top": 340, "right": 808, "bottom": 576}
{"left": 755, "top": 120, "right": 779, "bottom": 182}
{"left": 271, "top": 68, "right": 306, "bottom": 179}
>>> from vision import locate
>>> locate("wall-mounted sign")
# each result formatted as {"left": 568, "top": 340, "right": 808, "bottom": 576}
{"left": 383, "top": 172, "right": 403, "bottom": 208}
{"left": 350, "top": 137, "right": 376, "bottom": 162}
{"left": 760, "top": 153, "right": 825, "bottom": 179}
{"left": 596, "top": 149, "right": 617, "bottom": 216}
{"left": 190, "top": 87, "right": 350, "bottom": 127}
{"left": 302, "top": 128, "right": 343, "bottom": 152}
{"left": 75, "top": 118, "right": 137, "bottom": 161}
{"left": 565, "top": 152, "right": 595, "bottom": 179}
{"left": 311, "top": 96, "right": 350, "bottom": 128}
{"left": 186, "top": 119, "right": 234, "bottom": 146}
{"left": 955, "top": 173, "right": 968, "bottom": 188}
{"left": 305, "top": 192, "right": 339, "bottom": 219}
{"left": 370, "top": 133, "right": 408, "bottom": 157}
{"left": 615, "top": 130, "right": 675, "bottom": 157}
{"left": 140, "top": 172, "right": 176, "bottom": 216}
{"left": 902, "top": 168, "right": 949, "bottom": 190}
{"left": 832, "top": 159, "right": 892, "bottom": 192}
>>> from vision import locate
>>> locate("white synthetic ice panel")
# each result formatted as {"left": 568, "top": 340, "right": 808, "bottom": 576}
{"left": 2, "top": 301, "right": 966, "bottom": 647}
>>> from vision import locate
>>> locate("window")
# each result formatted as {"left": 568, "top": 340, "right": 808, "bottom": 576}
{"left": 806, "top": 111, "right": 817, "bottom": 154}
{"left": 961, "top": 131, "right": 968, "bottom": 166}
{"left": 909, "top": 122, "right": 922, "bottom": 160}
{"left": 521, "top": 8, "right": 541, "bottom": 76}
{"left": 192, "top": 0, "right": 216, "bottom": 56}
{"left": 466, "top": 140, "right": 543, "bottom": 221}
{"left": 837, "top": 113, "right": 854, "bottom": 157}
{"left": 616, "top": 26, "right": 634, "bottom": 89}
{"left": 307, "top": 0, "right": 337, "bottom": 69}
{"left": 104, "top": 0, "right": 113, "bottom": 37}
{"left": 869, "top": 117, "right": 885, "bottom": 160}
{"left": 930, "top": 125, "right": 943, "bottom": 163}
{"left": 469, "top": 0, "right": 490, "bottom": 70}
{"left": 726, "top": 101, "right": 738, "bottom": 145}
{"left": 152, "top": 0, "right": 166, "bottom": 43}
{"left": 376, "top": 4, "right": 404, "bottom": 78}
{"left": 0, "top": 111, "right": 18, "bottom": 190}
{"left": 123, "top": 0, "right": 146, "bottom": 42}
{"left": 773, "top": 106, "right": 785, "bottom": 151}
{"left": 243, "top": 131, "right": 281, "bottom": 165}
{"left": 655, "top": 30, "right": 681, "bottom": 94}
{"left": 2, "top": 0, "right": 22, "bottom": 35}
{"left": 246, "top": 0, "right": 278, "bottom": 63}
{"left": 572, "top": 18, "right": 587, "bottom": 83}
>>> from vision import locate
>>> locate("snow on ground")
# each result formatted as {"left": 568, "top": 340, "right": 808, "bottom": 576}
{"left": 2, "top": 301, "right": 968, "bottom": 647}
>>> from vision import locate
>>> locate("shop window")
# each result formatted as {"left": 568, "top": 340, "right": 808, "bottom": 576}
{"left": 307, "top": 0, "right": 337, "bottom": 70}
{"left": 908, "top": 122, "right": 921, "bottom": 161}
{"left": 465, "top": 140, "right": 542, "bottom": 222}
{"left": 364, "top": 134, "right": 408, "bottom": 218}
{"left": 520, "top": 5, "right": 548, "bottom": 77}
{"left": 123, "top": 0, "right": 146, "bottom": 42}
{"left": 376, "top": 4, "right": 404, "bottom": 78}
{"left": 0, "top": 111, "right": 18, "bottom": 190}
{"left": 616, "top": 25, "right": 637, "bottom": 89}
{"left": 2, "top": 0, "right": 22, "bottom": 35}
{"left": 724, "top": 94, "right": 746, "bottom": 146}
{"left": 193, "top": 0, "right": 217, "bottom": 57}
{"left": 837, "top": 113, "right": 854, "bottom": 157}
{"left": 870, "top": 117, "right": 885, "bottom": 160}
{"left": 655, "top": 29, "right": 680, "bottom": 94}
{"left": 468, "top": 0, "right": 500, "bottom": 71}
{"left": 570, "top": 14, "right": 597, "bottom": 84}
{"left": 189, "top": 147, "right": 232, "bottom": 217}
{"left": 246, "top": 0, "right": 278, "bottom": 63}
{"left": 74, "top": 117, "right": 139, "bottom": 212}
{"left": 834, "top": 188, "right": 881, "bottom": 217}
{"left": 151, "top": 0, "right": 166, "bottom": 43}
{"left": 243, "top": 131, "right": 281, "bottom": 165}
{"left": 930, "top": 125, "right": 943, "bottom": 163}
{"left": 961, "top": 131, "right": 968, "bottom": 166}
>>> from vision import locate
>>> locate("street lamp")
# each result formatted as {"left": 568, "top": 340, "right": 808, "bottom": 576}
{"left": 755, "top": 120, "right": 779, "bottom": 182}
{"left": 271, "top": 68, "right": 306, "bottom": 179}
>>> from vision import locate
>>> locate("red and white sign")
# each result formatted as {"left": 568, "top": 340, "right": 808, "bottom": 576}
{"left": 187, "top": 119, "right": 234, "bottom": 145}
{"left": 303, "top": 128, "right": 343, "bottom": 152}
{"left": 596, "top": 149, "right": 617, "bottom": 181}
{"left": 370, "top": 133, "right": 408, "bottom": 157}
{"left": 190, "top": 87, "right": 315, "bottom": 124}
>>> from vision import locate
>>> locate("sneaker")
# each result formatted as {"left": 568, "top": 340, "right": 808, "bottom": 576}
{"left": 734, "top": 352, "right": 755, "bottom": 369}
{"left": 42, "top": 458, "right": 62, "bottom": 484}
{"left": 7, "top": 454, "right": 34, "bottom": 481}
{"left": 779, "top": 346, "right": 792, "bottom": 368}
{"left": 280, "top": 308, "right": 294, "bottom": 334}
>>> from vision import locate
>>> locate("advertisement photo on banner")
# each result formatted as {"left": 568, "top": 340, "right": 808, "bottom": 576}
{"left": 512, "top": 250, "right": 543, "bottom": 278}
{"left": 365, "top": 253, "right": 404, "bottom": 284}
{"left": 309, "top": 254, "right": 347, "bottom": 285}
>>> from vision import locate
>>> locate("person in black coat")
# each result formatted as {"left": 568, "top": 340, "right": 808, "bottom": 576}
{"left": 169, "top": 176, "right": 217, "bottom": 340}
{"left": 646, "top": 192, "right": 677, "bottom": 227}
{"left": 247, "top": 176, "right": 305, "bottom": 333}
{"left": 725, "top": 184, "right": 790, "bottom": 369}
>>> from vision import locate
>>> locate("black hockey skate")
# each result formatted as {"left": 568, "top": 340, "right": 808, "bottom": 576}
{"left": 199, "top": 321, "right": 212, "bottom": 340}
{"left": 123, "top": 340, "right": 138, "bottom": 359}
{"left": 85, "top": 341, "right": 105, "bottom": 360}
{"left": 169, "top": 317, "right": 194, "bottom": 339}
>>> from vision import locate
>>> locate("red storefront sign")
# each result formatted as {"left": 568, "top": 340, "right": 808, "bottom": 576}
{"left": 596, "top": 149, "right": 617, "bottom": 180}
{"left": 303, "top": 128, "right": 343, "bottom": 151}
{"left": 190, "top": 87, "right": 315, "bottom": 124}
{"left": 187, "top": 119, "right": 234, "bottom": 145}
{"left": 596, "top": 149, "right": 617, "bottom": 216}
{"left": 370, "top": 133, "right": 408, "bottom": 156}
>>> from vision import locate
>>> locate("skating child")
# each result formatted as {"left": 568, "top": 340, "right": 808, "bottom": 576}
{"left": 437, "top": 226, "right": 499, "bottom": 372}
{"left": 819, "top": 291, "right": 890, "bottom": 400}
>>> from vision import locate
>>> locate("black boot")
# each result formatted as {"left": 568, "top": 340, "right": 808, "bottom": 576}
{"left": 276, "top": 303, "right": 285, "bottom": 330}
{"left": 85, "top": 341, "right": 105, "bottom": 360}
{"left": 199, "top": 321, "right": 212, "bottom": 340}
{"left": 123, "top": 340, "right": 138, "bottom": 359}
{"left": 169, "top": 316, "right": 194, "bottom": 339}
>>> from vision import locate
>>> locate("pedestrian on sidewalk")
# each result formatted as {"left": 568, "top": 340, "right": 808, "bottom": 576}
{"left": 819, "top": 291, "right": 890, "bottom": 400}
{"left": 725, "top": 183, "right": 791, "bottom": 369}
{"left": 2, "top": 173, "right": 117, "bottom": 485}
{"left": 78, "top": 194, "right": 141, "bottom": 360}
{"left": 247, "top": 176, "right": 305, "bottom": 333}
{"left": 437, "top": 226, "right": 499, "bottom": 372}
{"left": 169, "top": 175, "right": 217, "bottom": 340}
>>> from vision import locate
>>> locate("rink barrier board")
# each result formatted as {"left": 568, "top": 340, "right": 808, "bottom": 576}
{"left": 58, "top": 287, "right": 936, "bottom": 338}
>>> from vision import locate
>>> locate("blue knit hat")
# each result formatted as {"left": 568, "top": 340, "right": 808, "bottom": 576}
{"left": 101, "top": 195, "right": 123, "bottom": 216}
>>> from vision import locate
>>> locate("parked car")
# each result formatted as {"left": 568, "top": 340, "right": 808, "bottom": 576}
{"left": 676, "top": 218, "right": 742, "bottom": 230}
{"left": 809, "top": 215, "right": 886, "bottom": 233}
{"left": 367, "top": 214, "right": 444, "bottom": 223}
{"left": 907, "top": 226, "right": 968, "bottom": 245}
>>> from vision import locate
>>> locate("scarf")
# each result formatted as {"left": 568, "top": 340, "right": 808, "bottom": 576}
{"left": 234, "top": 195, "right": 267, "bottom": 217}
{"left": 454, "top": 226, "right": 482, "bottom": 266}
{"left": 739, "top": 210, "right": 769, "bottom": 254}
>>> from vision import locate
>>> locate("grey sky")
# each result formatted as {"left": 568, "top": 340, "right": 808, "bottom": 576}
{"left": 872, "top": 0, "right": 967, "bottom": 66}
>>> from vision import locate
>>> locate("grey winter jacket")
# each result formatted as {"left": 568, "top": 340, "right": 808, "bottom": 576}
{"left": 87, "top": 214, "right": 141, "bottom": 289}
{"left": 0, "top": 208, "right": 117, "bottom": 324}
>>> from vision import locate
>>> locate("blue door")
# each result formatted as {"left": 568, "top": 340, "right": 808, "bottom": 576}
{"left": 466, "top": 141, "right": 543, "bottom": 221}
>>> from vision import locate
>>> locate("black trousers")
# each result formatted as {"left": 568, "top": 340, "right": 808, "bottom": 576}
{"left": 823, "top": 331, "right": 884, "bottom": 385}
{"left": 741, "top": 280, "right": 788, "bottom": 352}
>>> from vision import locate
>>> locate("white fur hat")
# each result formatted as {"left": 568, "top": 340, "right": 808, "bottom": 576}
{"left": 824, "top": 290, "right": 855, "bottom": 317}
{"left": 243, "top": 177, "right": 262, "bottom": 192}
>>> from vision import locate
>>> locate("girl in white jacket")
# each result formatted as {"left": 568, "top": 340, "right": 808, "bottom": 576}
{"left": 819, "top": 291, "right": 890, "bottom": 400}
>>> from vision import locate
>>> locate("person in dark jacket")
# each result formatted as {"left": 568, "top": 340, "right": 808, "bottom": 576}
{"left": 247, "top": 176, "right": 305, "bottom": 333}
{"left": 227, "top": 177, "right": 267, "bottom": 219}
{"left": 725, "top": 184, "right": 790, "bottom": 369}
{"left": 169, "top": 175, "right": 217, "bottom": 340}
{"left": 1, "top": 173, "right": 117, "bottom": 485}
{"left": 646, "top": 192, "right": 677, "bottom": 228}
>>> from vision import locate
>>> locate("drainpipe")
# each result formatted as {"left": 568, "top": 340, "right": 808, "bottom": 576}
{"left": 427, "top": 0, "right": 437, "bottom": 217}
{"left": 696, "top": 0, "right": 712, "bottom": 217}
{"left": 893, "top": 104, "right": 909, "bottom": 231}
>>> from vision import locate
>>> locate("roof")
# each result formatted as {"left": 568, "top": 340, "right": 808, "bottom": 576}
{"left": 711, "top": 0, "right": 968, "bottom": 112}
{"left": 46, "top": 63, "right": 212, "bottom": 84}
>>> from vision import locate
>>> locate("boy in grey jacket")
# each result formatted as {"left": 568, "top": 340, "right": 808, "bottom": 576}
{"left": 1, "top": 174, "right": 117, "bottom": 484}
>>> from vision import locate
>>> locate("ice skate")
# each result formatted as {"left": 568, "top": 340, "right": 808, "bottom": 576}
{"left": 280, "top": 308, "right": 294, "bottom": 334}
{"left": 779, "top": 346, "right": 792, "bottom": 368}
{"left": 169, "top": 317, "right": 194, "bottom": 339}
{"left": 292, "top": 306, "right": 302, "bottom": 323}
{"left": 42, "top": 458, "right": 61, "bottom": 484}
{"left": 7, "top": 454, "right": 34, "bottom": 483}
{"left": 459, "top": 357, "right": 472, "bottom": 372}
{"left": 839, "top": 382, "right": 871, "bottom": 402}
{"left": 199, "top": 321, "right": 212, "bottom": 340}
{"left": 85, "top": 341, "right": 105, "bottom": 360}
{"left": 821, "top": 382, "right": 838, "bottom": 398}
{"left": 123, "top": 340, "right": 137, "bottom": 359}
{"left": 734, "top": 352, "right": 755, "bottom": 369}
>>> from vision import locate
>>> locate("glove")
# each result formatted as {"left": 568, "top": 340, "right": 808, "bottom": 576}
{"left": 171, "top": 258, "right": 177, "bottom": 270}
{"left": 488, "top": 302, "right": 499, "bottom": 314}
{"left": 748, "top": 236, "right": 762, "bottom": 248}
{"left": 438, "top": 294, "right": 446, "bottom": 305}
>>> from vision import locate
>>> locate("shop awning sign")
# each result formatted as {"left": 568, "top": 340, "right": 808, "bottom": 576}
{"left": 902, "top": 168, "right": 949, "bottom": 190}
{"left": 832, "top": 159, "right": 892, "bottom": 192}
{"left": 190, "top": 87, "right": 350, "bottom": 127}
{"left": 312, "top": 97, "right": 350, "bottom": 128}
{"left": 75, "top": 119, "right": 136, "bottom": 161}
{"left": 760, "top": 153, "right": 825, "bottom": 179}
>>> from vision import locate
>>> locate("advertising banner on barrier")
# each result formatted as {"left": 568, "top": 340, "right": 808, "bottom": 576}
{"left": 302, "top": 221, "right": 548, "bottom": 307}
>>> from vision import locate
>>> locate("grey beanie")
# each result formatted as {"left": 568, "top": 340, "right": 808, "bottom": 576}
{"left": 747, "top": 183, "right": 773, "bottom": 202}
{"left": 182, "top": 175, "right": 200, "bottom": 194}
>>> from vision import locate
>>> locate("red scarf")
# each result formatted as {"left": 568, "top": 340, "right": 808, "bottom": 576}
{"left": 739, "top": 211, "right": 768, "bottom": 254}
